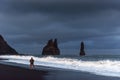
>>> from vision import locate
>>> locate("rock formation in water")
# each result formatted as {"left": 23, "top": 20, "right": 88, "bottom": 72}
{"left": 80, "top": 41, "right": 85, "bottom": 56}
{"left": 0, "top": 35, "right": 18, "bottom": 55}
{"left": 42, "top": 39, "right": 60, "bottom": 55}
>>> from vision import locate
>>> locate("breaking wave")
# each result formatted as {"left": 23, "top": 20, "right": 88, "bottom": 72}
{"left": 0, "top": 55, "right": 120, "bottom": 77}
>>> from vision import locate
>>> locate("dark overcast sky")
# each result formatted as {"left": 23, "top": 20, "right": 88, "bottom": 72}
{"left": 1, "top": 0, "right": 120, "bottom": 55}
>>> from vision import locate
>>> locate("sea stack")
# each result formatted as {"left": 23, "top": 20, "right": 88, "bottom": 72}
{"left": 80, "top": 41, "right": 85, "bottom": 56}
{"left": 0, "top": 35, "right": 18, "bottom": 55}
{"left": 42, "top": 39, "right": 60, "bottom": 55}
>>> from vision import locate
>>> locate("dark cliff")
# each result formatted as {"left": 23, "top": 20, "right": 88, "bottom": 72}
{"left": 0, "top": 35, "right": 18, "bottom": 55}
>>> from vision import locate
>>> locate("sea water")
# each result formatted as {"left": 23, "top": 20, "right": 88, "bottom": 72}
{"left": 0, "top": 55, "right": 120, "bottom": 77}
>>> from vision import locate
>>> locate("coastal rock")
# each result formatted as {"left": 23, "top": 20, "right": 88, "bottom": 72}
{"left": 0, "top": 35, "right": 18, "bottom": 55}
{"left": 80, "top": 42, "right": 85, "bottom": 56}
{"left": 42, "top": 39, "right": 60, "bottom": 55}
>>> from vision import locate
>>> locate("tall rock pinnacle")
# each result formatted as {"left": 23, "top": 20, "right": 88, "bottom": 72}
{"left": 80, "top": 41, "right": 85, "bottom": 56}
{"left": 42, "top": 38, "right": 60, "bottom": 55}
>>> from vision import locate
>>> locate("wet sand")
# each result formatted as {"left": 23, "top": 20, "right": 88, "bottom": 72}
{"left": 0, "top": 64, "right": 48, "bottom": 80}
{"left": 0, "top": 63, "right": 120, "bottom": 80}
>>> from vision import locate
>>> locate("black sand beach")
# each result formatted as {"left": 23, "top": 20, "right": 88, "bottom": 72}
{"left": 0, "top": 63, "right": 120, "bottom": 80}
{"left": 0, "top": 64, "right": 48, "bottom": 80}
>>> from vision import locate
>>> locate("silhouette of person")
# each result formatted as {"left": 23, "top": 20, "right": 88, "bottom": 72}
{"left": 29, "top": 57, "right": 34, "bottom": 69}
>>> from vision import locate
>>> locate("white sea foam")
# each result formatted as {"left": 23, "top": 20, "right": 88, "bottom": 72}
{"left": 0, "top": 55, "right": 120, "bottom": 77}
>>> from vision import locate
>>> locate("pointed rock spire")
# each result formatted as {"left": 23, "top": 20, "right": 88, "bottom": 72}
{"left": 80, "top": 41, "right": 85, "bottom": 56}
{"left": 54, "top": 38, "right": 58, "bottom": 48}
{"left": 42, "top": 38, "right": 60, "bottom": 55}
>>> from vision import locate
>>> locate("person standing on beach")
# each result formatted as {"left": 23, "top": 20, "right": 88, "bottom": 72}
{"left": 29, "top": 57, "right": 34, "bottom": 69}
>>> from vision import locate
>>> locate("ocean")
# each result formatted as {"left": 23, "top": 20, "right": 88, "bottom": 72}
{"left": 0, "top": 55, "right": 120, "bottom": 78}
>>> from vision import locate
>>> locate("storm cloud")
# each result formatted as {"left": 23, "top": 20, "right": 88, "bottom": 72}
{"left": 0, "top": 0, "right": 120, "bottom": 55}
